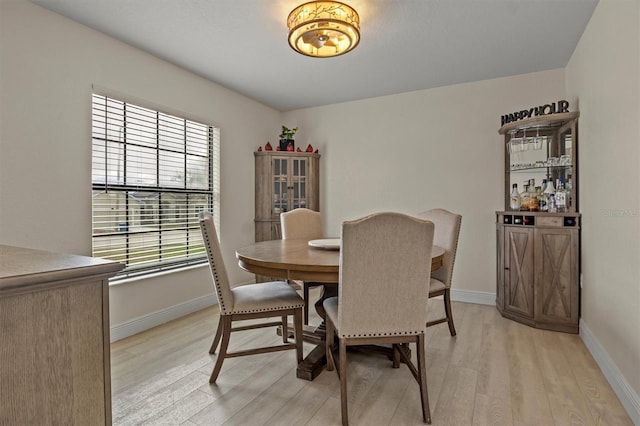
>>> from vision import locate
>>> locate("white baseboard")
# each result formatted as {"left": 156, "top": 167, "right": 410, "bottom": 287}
{"left": 110, "top": 293, "right": 217, "bottom": 342}
{"left": 580, "top": 319, "right": 640, "bottom": 425}
{"left": 451, "top": 288, "right": 496, "bottom": 306}
{"left": 108, "top": 286, "right": 494, "bottom": 342}
{"left": 108, "top": 287, "right": 494, "bottom": 342}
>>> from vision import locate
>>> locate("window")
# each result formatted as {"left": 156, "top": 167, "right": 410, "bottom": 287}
{"left": 91, "top": 94, "right": 220, "bottom": 279}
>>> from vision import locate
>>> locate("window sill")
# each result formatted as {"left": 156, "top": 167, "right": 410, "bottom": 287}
{"left": 108, "top": 262, "right": 208, "bottom": 287}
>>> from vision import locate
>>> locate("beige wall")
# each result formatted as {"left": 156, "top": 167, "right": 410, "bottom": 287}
{"left": 284, "top": 69, "right": 566, "bottom": 295}
{"left": 566, "top": 0, "right": 640, "bottom": 401}
{"left": 0, "top": 0, "right": 275, "bottom": 325}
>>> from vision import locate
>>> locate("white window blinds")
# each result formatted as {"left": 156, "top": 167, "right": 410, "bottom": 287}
{"left": 91, "top": 94, "right": 220, "bottom": 278}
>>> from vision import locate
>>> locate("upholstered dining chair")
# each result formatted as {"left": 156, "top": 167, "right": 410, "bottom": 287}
{"left": 199, "top": 212, "right": 304, "bottom": 383}
{"left": 280, "top": 208, "right": 323, "bottom": 325}
{"left": 324, "top": 212, "right": 435, "bottom": 425}
{"left": 417, "top": 208, "right": 462, "bottom": 336}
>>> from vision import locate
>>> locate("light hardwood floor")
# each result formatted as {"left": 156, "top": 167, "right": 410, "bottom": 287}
{"left": 111, "top": 290, "right": 632, "bottom": 426}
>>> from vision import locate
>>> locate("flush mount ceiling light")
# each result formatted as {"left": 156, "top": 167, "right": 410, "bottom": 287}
{"left": 287, "top": 1, "right": 360, "bottom": 58}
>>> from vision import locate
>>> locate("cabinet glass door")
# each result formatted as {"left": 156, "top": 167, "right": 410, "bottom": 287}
{"left": 290, "top": 158, "right": 307, "bottom": 210}
{"left": 272, "top": 158, "right": 288, "bottom": 215}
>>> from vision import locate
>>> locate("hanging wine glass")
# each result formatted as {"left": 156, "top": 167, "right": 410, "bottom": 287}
{"left": 521, "top": 128, "right": 530, "bottom": 151}
{"left": 533, "top": 127, "right": 543, "bottom": 150}
{"left": 508, "top": 129, "right": 522, "bottom": 168}
{"left": 507, "top": 129, "right": 517, "bottom": 155}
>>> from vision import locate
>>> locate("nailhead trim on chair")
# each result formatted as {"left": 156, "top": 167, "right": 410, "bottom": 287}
{"left": 232, "top": 304, "right": 305, "bottom": 314}
{"left": 341, "top": 330, "right": 423, "bottom": 338}
{"left": 200, "top": 220, "right": 228, "bottom": 314}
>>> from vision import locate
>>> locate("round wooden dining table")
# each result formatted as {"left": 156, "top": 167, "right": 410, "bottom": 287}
{"left": 235, "top": 238, "right": 446, "bottom": 381}
{"left": 236, "top": 239, "right": 445, "bottom": 283}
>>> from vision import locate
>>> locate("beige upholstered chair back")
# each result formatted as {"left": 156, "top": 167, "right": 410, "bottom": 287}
{"left": 417, "top": 208, "right": 461, "bottom": 288}
{"left": 338, "top": 212, "right": 434, "bottom": 338}
{"left": 199, "top": 212, "right": 234, "bottom": 315}
{"left": 280, "top": 208, "right": 323, "bottom": 240}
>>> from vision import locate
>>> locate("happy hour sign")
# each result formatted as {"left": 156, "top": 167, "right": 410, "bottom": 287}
{"left": 501, "top": 100, "right": 570, "bottom": 126}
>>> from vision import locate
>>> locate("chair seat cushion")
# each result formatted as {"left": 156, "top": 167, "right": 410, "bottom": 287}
{"left": 231, "top": 281, "right": 304, "bottom": 314}
{"left": 429, "top": 278, "right": 446, "bottom": 293}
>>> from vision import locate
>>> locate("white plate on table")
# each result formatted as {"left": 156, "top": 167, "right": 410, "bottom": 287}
{"left": 308, "top": 238, "right": 340, "bottom": 250}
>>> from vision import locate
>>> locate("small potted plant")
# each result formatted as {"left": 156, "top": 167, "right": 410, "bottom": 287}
{"left": 279, "top": 125, "right": 298, "bottom": 151}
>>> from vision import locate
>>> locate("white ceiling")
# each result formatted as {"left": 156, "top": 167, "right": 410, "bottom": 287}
{"left": 31, "top": 0, "right": 599, "bottom": 112}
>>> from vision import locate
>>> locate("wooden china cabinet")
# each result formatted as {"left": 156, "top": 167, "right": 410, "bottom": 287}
{"left": 496, "top": 111, "right": 581, "bottom": 333}
{"left": 254, "top": 151, "right": 320, "bottom": 243}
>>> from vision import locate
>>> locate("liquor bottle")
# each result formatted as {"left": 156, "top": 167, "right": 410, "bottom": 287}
{"left": 510, "top": 184, "right": 521, "bottom": 211}
{"left": 541, "top": 178, "right": 555, "bottom": 212}
{"left": 555, "top": 178, "right": 567, "bottom": 212}
{"left": 529, "top": 186, "right": 539, "bottom": 212}
{"left": 548, "top": 194, "right": 557, "bottom": 212}
{"left": 529, "top": 186, "right": 544, "bottom": 212}
{"left": 539, "top": 180, "right": 547, "bottom": 211}
{"left": 520, "top": 184, "right": 530, "bottom": 211}
{"left": 528, "top": 179, "right": 537, "bottom": 211}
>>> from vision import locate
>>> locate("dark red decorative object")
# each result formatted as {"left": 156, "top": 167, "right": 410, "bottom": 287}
{"left": 257, "top": 146, "right": 262, "bottom": 152}
{"left": 306, "top": 144, "right": 313, "bottom": 152}
{"left": 296, "top": 147, "right": 302, "bottom": 152}
{"left": 314, "top": 149, "right": 319, "bottom": 154}
{"left": 265, "top": 142, "right": 272, "bottom": 151}
{"left": 276, "top": 146, "right": 281, "bottom": 151}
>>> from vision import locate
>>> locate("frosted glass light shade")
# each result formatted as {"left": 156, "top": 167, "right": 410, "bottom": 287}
{"left": 287, "top": 1, "right": 360, "bottom": 58}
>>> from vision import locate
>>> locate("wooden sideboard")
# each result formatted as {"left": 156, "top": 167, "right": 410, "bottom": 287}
{"left": 0, "top": 245, "right": 123, "bottom": 425}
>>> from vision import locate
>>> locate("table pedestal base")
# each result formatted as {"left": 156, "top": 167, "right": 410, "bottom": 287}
{"left": 280, "top": 323, "right": 327, "bottom": 380}
{"left": 281, "top": 284, "right": 410, "bottom": 381}
{"left": 296, "top": 344, "right": 327, "bottom": 380}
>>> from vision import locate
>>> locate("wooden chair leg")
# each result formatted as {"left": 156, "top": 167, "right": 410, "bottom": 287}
{"left": 416, "top": 334, "right": 432, "bottom": 424}
{"left": 325, "top": 316, "right": 335, "bottom": 371}
{"left": 303, "top": 282, "right": 310, "bottom": 325}
{"left": 209, "top": 315, "right": 224, "bottom": 354}
{"left": 209, "top": 315, "right": 232, "bottom": 383}
{"left": 339, "top": 339, "right": 349, "bottom": 426}
{"left": 444, "top": 288, "right": 456, "bottom": 336}
{"left": 282, "top": 315, "right": 289, "bottom": 343}
{"left": 392, "top": 344, "right": 401, "bottom": 368}
{"left": 293, "top": 308, "right": 303, "bottom": 363}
